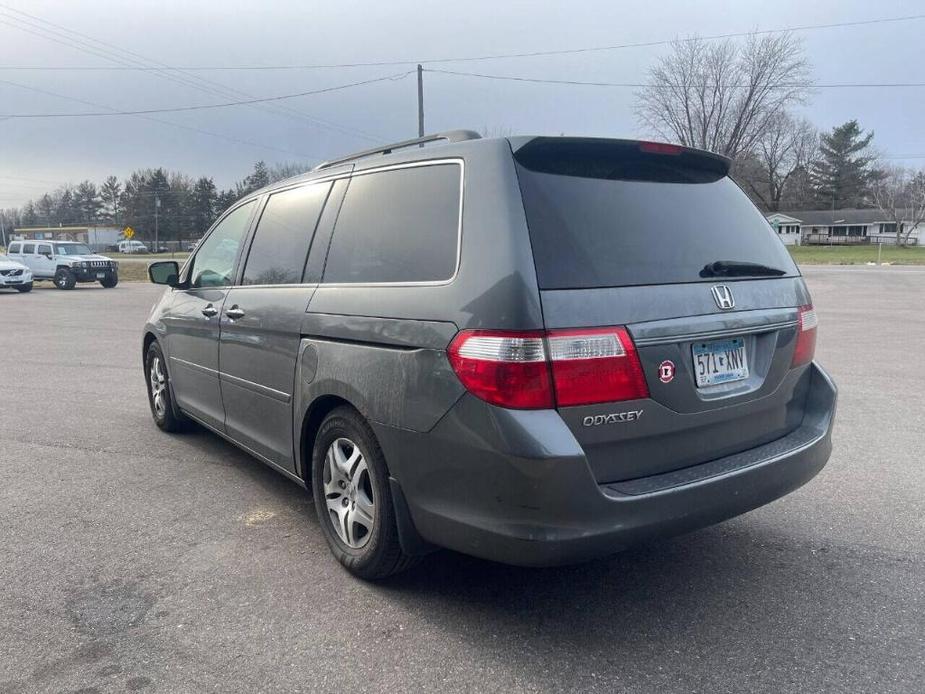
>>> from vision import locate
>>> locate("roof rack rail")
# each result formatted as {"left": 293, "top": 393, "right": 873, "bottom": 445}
{"left": 314, "top": 129, "right": 481, "bottom": 171}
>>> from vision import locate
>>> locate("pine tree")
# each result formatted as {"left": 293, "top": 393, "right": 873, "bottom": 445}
{"left": 189, "top": 177, "right": 218, "bottom": 236}
{"left": 239, "top": 161, "right": 270, "bottom": 196}
{"left": 215, "top": 189, "right": 240, "bottom": 216}
{"left": 56, "top": 188, "right": 78, "bottom": 225}
{"left": 74, "top": 181, "right": 102, "bottom": 223}
{"left": 100, "top": 176, "right": 123, "bottom": 224}
{"left": 810, "top": 120, "right": 881, "bottom": 208}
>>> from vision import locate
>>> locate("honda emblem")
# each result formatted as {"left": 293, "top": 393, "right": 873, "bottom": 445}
{"left": 711, "top": 285, "right": 735, "bottom": 310}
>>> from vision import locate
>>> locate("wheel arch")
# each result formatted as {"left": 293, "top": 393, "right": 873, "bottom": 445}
{"left": 297, "top": 394, "right": 358, "bottom": 482}
{"left": 142, "top": 331, "right": 158, "bottom": 364}
{"left": 297, "top": 392, "right": 433, "bottom": 557}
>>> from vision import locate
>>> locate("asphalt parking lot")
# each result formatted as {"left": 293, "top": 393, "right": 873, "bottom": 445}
{"left": 1, "top": 267, "right": 923, "bottom": 694}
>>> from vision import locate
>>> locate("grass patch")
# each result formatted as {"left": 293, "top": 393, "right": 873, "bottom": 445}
{"left": 788, "top": 245, "right": 925, "bottom": 265}
{"left": 117, "top": 262, "right": 153, "bottom": 282}
{"left": 117, "top": 252, "right": 189, "bottom": 262}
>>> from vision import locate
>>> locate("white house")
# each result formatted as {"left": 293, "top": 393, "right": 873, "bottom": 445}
{"left": 766, "top": 209, "right": 923, "bottom": 246}
{"left": 766, "top": 213, "right": 803, "bottom": 245}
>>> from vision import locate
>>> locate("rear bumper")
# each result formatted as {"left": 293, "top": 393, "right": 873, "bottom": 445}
{"left": 375, "top": 362, "right": 836, "bottom": 566}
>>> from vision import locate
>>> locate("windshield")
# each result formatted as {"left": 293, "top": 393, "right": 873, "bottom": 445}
{"left": 55, "top": 244, "right": 93, "bottom": 256}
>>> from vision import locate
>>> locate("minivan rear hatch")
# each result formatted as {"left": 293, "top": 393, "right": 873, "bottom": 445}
{"left": 512, "top": 137, "right": 813, "bottom": 484}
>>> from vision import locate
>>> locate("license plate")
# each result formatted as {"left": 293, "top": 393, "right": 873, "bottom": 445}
{"left": 96, "top": 272, "right": 106, "bottom": 279}
{"left": 692, "top": 337, "right": 749, "bottom": 387}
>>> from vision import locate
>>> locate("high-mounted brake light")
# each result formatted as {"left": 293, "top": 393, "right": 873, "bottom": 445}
{"left": 638, "top": 141, "right": 683, "bottom": 155}
{"left": 791, "top": 305, "right": 818, "bottom": 367}
{"left": 447, "top": 327, "right": 649, "bottom": 410}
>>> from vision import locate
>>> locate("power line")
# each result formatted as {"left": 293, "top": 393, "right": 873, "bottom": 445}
{"left": 1, "top": 13, "right": 922, "bottom": 71}
{"left": 425, "top": 68, "right": 925, "bottom": 89}
{"left": 0, "top": 71, "right": 413, "bottom": 118}
{"left": 4, "top": 65, "right": 921, "bottom": 121}
{"left": 0, "top": 79, "right": 317, "bottom": 158}
{"left": 0, "top": 5, "right": 384, "bottom": 143}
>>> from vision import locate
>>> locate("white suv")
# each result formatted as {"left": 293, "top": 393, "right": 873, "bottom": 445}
{"left": 118, "top": 240, "right": 149, "bottom": 254}
{"left": 0, "top": 252, "right": 32, "bottom": 292}
{"left": 6, "top": 240, "right": 118, "bottom": 290}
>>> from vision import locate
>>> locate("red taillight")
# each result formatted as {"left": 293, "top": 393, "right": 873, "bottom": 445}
{"left": 447, "top": 331, "right": 554, "bottom": 409}
{"left": 638, "top": 141, "right": 683, "bottom": 155}
{"left": 791, "top": 305, "right": 818, "bottom": 367}
{"left": 447, "top": 327, "right": 649, "bottom": 410}
{"left": 547, "top": 327, "right": 649, "bottom": 406}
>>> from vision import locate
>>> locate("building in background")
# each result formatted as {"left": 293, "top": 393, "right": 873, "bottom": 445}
{"left": 11, "top": 225, "right": 122, "bottom": 251}
{"left": 766, "top": 210, "right": 922, "bottom": 246}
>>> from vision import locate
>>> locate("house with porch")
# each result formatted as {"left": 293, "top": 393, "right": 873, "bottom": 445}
{"left": 766, "top": 210, "right": 923, "bottom": 246}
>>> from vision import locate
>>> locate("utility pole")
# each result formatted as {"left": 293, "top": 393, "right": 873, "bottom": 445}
{"left": 417, "top": 64, "right": 424, "bottom": 137}
{"left": 154, "top": 195, "right": 160, "bottom": 254}
{"left": 0, "top": 213, "right": 6, "bottom": 249}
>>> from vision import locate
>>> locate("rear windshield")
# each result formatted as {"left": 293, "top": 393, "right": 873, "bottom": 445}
{"left": 514, "top": 139, "right": 798, "bottom": 289}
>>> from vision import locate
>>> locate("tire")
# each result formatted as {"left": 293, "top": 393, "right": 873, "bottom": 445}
{"left": 15, "top": 283, "right": 32, "bottom": 293}
{"left": 100, "top": 274, "right": 118, "bottom": 288}
{"left": 145, "top": 341, "right": 189, "bottom": 432}
{"left": 311, "top": 406, "right": 418, "bottom": 580}
{"left": 54, "top": 268, "right": 76, "bottom": 290}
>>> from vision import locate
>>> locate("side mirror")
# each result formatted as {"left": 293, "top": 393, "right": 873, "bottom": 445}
{"left": 43, "top": 253, "right": 53, "bottom": 260}
{"left": 148, "top": 260, "right": 181, "bottom": 287}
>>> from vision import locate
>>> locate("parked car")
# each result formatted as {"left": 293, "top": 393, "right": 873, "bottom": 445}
{"left": 0, "top": 252, "right": 33, "bottom": 292}
{"left": 143, "top": 131, "right": 837, "bottom": 580}
{"left": 118, "top": 240, "right": 149, "bottom": 254}
{"left": 7, "top": 240, "right": 118, "bottom": 289}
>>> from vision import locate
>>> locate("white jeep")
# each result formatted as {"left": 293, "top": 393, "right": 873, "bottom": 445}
{"left": 6, "top": 240, "right": 119, "bottom": 290}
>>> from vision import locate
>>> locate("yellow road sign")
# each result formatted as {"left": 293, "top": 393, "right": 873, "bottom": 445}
{"left": 123, "top": 227, "right": 135, "bottom": 239}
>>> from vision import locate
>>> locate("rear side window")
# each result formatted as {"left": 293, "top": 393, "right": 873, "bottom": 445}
{"left": 8, "top": 243, "right": 20, "bottom": 254}
{"left": 323, "top": 163, "right": 461, "bottom": 284}
{"left": 243, "top": 182, "right": 331, "bottom": 285}
{"left": 515, "top": 139, "right": 798, "bottom": 289}
{"left": 23, "top": 243, "right": 35, "bottom": 254}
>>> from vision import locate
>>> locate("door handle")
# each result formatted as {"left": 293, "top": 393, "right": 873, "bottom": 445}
{"left": 201, "top": 304, "right": 218, "bottom": 318}
{"left": 225, "top": 306, "right": 245, "bottom": 320}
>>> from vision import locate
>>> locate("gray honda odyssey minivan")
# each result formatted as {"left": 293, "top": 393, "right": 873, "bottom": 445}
{"left": 144, "top": 131, "right": 837, "bottom": 579}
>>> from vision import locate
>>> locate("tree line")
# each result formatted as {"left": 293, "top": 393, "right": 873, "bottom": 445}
{"left": 0, "top": 160, "right": 309, "bottom": 243}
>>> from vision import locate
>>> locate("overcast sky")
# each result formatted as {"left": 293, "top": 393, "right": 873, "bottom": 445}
{"left": 2, "top": 0, "right": 924, "bottom": 208}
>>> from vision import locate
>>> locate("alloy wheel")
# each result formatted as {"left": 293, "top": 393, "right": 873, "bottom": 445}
{"left": 149, "top": 356, "right": 167, "bottom": 419}
{"left": 323, "top": 437, "right": 375, "bottom": 548}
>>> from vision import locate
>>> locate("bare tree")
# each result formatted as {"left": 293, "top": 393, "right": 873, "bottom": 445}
{"left": 636, "top": 32, "right": 813, "bottom": 159}
{"left": 737, "top": 113, "right": 817, "bottom": 210}
{"left": 872, "top": 166, "right": 925, "bottom": 247}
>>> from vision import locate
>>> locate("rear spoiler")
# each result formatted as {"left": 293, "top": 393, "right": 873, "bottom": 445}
{"left": 509, "top": 136, "right": 731, "bottom": 182}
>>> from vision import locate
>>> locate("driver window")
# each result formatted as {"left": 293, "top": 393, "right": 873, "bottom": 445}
{"left": 189, "top": 201, "right": 255, "bottom": 288}
{"left": 38, "top": 244, "right": 52, "bottom": 257}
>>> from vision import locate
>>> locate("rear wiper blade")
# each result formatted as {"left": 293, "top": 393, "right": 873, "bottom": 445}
{"left": 700, "top": 260, "right": 787, "bottom": 278}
